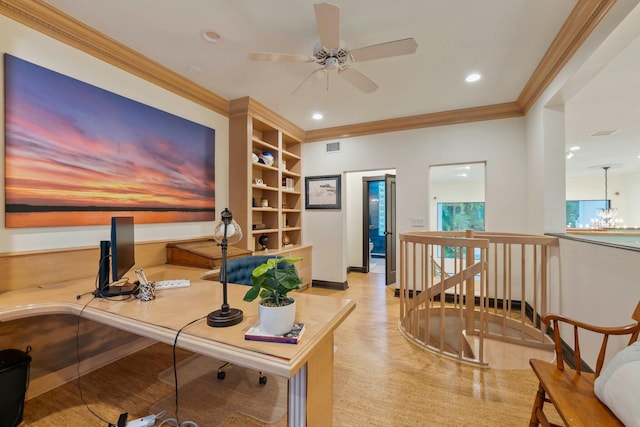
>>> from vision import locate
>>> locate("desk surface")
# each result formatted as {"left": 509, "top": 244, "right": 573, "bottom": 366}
{"left": 0, "top": 264, "right": 355, "bottom": 379}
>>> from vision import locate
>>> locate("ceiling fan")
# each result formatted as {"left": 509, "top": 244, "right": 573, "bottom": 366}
{"left": 248, "top": 3, "right": 418, "bottom": 95}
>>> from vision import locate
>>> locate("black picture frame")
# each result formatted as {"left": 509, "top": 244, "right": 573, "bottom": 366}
{"left": 305, "top": 175, "right": 341, "bottom": 209}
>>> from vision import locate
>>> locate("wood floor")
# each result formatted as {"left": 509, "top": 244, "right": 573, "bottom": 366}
{"left": 21, "top": 272, "right": 554, "bottom": 426}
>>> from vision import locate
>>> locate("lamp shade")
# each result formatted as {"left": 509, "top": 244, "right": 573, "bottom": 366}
{"left": 214, "top": 219, "right": 242, "bottom": 244}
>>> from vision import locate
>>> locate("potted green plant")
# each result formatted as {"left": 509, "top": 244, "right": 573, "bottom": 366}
{"left": 243, "top": 256, "right": 302, "bottom": 335}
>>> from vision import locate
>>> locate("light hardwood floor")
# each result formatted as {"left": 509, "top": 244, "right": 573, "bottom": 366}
{"left": 308, "top": 272, "right": 549, "bottom": 426}
{"left": 21, "top": 272, "right": 553, "bottom": 426}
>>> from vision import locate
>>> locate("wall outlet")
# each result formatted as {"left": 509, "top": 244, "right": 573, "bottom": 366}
{"left": 411, "top": 216, "right": 425, "bottom": 227}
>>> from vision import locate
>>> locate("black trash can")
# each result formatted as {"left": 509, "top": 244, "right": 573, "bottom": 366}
{"left": 0, "top": 348, "right": 31, "bottom": 427}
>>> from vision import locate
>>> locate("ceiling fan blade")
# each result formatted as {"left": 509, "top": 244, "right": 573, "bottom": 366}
{"left": 350, "top": 38, "right": 418, "bottom": 62}
{"left": 314, "top": 3, "right": 340, "bottom": 50}
{"left": 338, "top": 67, "right": 378, "bottom": 93}
{"left": 248, "top": 52, "right": 315, "bottom": 62}
{"left": 292, "top": 67, "right": 328, "bottom": 96}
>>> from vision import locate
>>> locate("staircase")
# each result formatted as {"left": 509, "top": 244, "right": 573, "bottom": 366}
{"left": 398, "top": 230, "right": 559, "bottom": 366}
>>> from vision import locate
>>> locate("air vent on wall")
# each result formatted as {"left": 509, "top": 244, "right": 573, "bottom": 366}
{"left": 589, "top": 129, "right": 619, "bottom": 137}
{"left": 326, "top": 141, "right": 340, "bottom": 153}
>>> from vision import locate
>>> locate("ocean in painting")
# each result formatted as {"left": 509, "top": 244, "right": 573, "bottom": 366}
{"left": 6, "top": 210, "right": 214, "bottom": 228}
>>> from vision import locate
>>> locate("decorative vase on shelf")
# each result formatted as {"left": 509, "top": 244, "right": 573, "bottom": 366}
{"left": 260, "top": 152, "right": 274, "bottom": 166}
{"left": 282, "top": 233, "right": 290, "bottom": 246}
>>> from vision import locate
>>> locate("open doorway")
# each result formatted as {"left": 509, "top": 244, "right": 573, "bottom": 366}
{"left": 363, "top": 174, "right": 396, "bottom": 285}
{"left": 345, "top": 169, "right": 396, "bottom": 284}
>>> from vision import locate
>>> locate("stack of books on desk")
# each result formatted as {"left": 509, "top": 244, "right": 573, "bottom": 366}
{"left": 244, "top": 322, "right": 305, "bottom": 344}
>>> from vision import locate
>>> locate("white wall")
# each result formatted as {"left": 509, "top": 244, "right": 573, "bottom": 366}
{"left": 0, "top": 15, "right": 229, "bottom": 253}
{"left": 624, "top": 171, "right": 640, "bottom": 226}
{"left": 556, "top": 239, "right": 640, "bottom": 367}
{"left": 303, "top": 118, "right": 528, "bottom": 283}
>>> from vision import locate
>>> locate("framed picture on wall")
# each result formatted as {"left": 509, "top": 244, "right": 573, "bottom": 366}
{"left": 305, "top": 175, "right": 341, "bottom": 209}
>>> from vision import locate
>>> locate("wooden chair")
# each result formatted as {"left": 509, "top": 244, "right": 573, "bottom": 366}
{"left": 529, "top": 301, "right": 640, "bottom": 426}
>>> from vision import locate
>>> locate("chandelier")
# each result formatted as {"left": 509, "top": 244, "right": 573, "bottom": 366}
{"left": 591, "top": 166, "right": 622, "bottom": 228}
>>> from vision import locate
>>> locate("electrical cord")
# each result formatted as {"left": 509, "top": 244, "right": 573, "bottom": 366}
{"left": 77, "top": 254, "right": 133, "bottom": 301}
{"left": 74, "top": 294, "right": 114, "bottom": 425}
{"left": 164, "top": 315, "right": 207, "bottom": 427}
{"left": 73, "top": 261, "right": 133, "bottom": 425}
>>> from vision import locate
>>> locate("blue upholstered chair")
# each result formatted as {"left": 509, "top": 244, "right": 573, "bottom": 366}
{"left": 217, "top": 255, "right": 287, "bottom": 385}
{"left": 222, "top": 255, "right": 284, "bottom": 286}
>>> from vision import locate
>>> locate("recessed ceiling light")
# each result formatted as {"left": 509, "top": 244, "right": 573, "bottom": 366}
{"left": 566, "top": 152, "right": 574, "bottom": 160}
{"left": 201, "top": 30, "right": 222, "bottom": 43}
{"left": 186, "top": 65, "right": 202, "bottom": 73}
{"left": 465, "top": 73, "right": 481, "bottom": 83}
{"left": 569, "top": 146, "right": 580, "bottom": 151}
{"left": 457, "top": 173, "right": 468, "bottom": 177}
{"left": 312, "top": 113, "right": 323, "bottom": 120}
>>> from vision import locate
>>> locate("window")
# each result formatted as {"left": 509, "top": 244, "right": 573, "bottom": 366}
{"left": 437, "top": 202, "right": 485, "bottom": 261}
{"left": 437, "top": 202, "right": 485, "bottom": 231}
{"left": 566, "top": 200, "right": 608, "bottom": 228}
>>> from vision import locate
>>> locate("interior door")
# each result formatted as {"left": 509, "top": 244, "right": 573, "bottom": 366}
{"left": 384, "top": 174, "right": 396, "bottom": 285}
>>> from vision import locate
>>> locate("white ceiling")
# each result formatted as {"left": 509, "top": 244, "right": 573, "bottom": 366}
{"left": 40, "top": 0, "right": 640, "bottom": 179}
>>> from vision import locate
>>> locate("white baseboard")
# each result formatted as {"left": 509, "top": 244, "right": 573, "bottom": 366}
{"left": 26, "top": 337, "right": 156, "bottom": 400}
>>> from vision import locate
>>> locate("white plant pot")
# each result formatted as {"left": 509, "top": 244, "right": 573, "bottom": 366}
{"left": 258, "top": 298, "right": 296, "bottom": 336}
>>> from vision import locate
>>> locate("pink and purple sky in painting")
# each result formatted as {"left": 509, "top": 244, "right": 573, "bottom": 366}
{"left": 4, "top": 55, "right": 215, "bottom": 226}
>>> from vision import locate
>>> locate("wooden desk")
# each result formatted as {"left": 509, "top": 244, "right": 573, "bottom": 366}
{"left": 0, "top": 264, "right": 355, "bottom": 427}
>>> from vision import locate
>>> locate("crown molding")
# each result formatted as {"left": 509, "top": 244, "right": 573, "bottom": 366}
{"left": 517, "top": 0, "right": 616, "bottom": 113}
{"left": 305, "top": 102, "right": 523, "bottom": 142}
{"left": 0, "top": 0, "right": 229, "bottom": 117}
{"left": 229, "top": 97, "right": 306, "bottom": 142}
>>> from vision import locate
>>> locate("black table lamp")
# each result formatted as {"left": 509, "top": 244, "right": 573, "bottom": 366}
{"left": 207, "top": 208, "right": 244, "bottom": 327}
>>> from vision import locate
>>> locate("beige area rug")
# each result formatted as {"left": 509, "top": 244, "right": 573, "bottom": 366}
{"left": 151, "top": 354, "right": 287, "bottom": 426}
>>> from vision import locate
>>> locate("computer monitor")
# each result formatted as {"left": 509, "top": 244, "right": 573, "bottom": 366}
{"left": 94, "top": 216, "right": 138, "bottom": 298}
{"left": 111, "top": 216, "right": 135, "bottom": 283}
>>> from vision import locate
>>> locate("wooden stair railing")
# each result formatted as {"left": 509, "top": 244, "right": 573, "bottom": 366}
{"left": 398, "top": 231, "right": 559, "bottom": 366}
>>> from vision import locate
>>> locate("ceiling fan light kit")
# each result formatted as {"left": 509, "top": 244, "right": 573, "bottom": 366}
{"left": 248, "top": 2, "right": 417, "bottom": 95}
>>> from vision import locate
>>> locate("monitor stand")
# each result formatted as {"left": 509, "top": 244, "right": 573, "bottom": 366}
{"left": 93, "top": 281, "right": 139, "bottom": 298}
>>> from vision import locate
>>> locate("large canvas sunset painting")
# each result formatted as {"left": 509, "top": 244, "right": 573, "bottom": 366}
{"left": 4, "top": 54, "right": 215, "bottom": 227}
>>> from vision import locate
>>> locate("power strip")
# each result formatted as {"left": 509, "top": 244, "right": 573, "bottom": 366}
{"left": 125, "top": 414, "right": 158, "bottom": 427}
